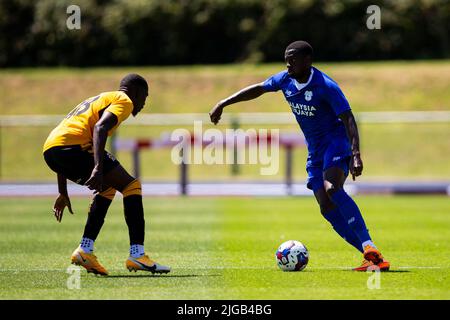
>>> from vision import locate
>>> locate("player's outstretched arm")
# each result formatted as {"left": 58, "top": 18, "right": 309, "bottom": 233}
{"left": 84, "top": 111, "right": 118, "bottom": 192}
{"left": 53, "top": 173, "right": 73, "bottom": 223}
{"left": 209, "top": 82, "right": 268, "bottom": 125}
{"left": 339, "top": 110, "right": 363, "bottom": 180}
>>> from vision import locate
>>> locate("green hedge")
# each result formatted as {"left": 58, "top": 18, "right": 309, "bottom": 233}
{"left": 0, "top": 0, "right": 449, "bottom": 66}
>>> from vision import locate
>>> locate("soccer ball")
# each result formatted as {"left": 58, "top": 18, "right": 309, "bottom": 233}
{"left": 275, "top": 240, "right": 309, "bottom": 271}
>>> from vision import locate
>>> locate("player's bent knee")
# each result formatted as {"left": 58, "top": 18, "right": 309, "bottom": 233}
{"left": 98, "top": 187, "right": 116, "bottom": 200}
{"left": 324, "top": 180, "right": 342, "bottom": 197}
{"left": 314, "top": 189, "right": 335, "bottom": 215}
{"left": 121, "top": 179, "right": 142, "bottom": 197}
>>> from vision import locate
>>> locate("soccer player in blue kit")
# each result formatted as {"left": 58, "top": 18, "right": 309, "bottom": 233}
{"left": 209, "top": 41, "right": 390, "bottom": 271}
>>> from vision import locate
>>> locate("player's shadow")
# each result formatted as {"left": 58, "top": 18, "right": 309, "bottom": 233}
{"left": 343, "top": 269, "right": 411, "bottom": 273}
{"left": 103, "top": 274, "right": 221, "bottom": 278}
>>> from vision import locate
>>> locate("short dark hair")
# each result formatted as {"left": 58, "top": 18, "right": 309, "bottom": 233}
{"left": 285, "top": 41, "right": 313, "bottom": 58}
{"left": 119, "top": 73, "right": 148, "bottom": 91}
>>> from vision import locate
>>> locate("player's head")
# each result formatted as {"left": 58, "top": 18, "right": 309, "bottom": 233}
{"left": 284, "top": 41, "right": 313, "bottom": 79}
{"left": 119, "top": 73, "right": 149, "bottom": 116}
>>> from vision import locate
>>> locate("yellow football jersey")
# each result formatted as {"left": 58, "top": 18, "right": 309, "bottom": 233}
{"left": 43, "top": 91, "right": 134, "bottom": 152}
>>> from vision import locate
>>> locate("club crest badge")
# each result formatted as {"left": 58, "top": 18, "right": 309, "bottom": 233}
{"left": 304, "top": 90, "right": 313, "bottom": 101}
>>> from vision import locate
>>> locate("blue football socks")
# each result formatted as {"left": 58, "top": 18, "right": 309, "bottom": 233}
{"left": 330, "top": 189, "right": 372, "bottom": 246}
{"left": 323, "top": 207, "right": 363, "bottom": 252}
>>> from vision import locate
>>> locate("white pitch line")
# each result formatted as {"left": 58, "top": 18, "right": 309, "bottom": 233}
{"left": 397, "top": 266, "right": 444, "bottom": 269}
{"left": 0, "top": 266, "right": 445, "bottom": 272}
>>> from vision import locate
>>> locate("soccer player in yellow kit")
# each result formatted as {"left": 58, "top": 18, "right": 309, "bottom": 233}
{"left": 43, "top": 74, "right": 170, "bottom": 275}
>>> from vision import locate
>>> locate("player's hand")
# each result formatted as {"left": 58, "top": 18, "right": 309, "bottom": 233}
{"left": 209, "top": 102, "right": 225, "bottom": 125}
{"left": 350, "top": 152, "right": 363, "bottom": 181}
{"left": 85, "top": 167, "right": 103, "bottom": 192}
{"left": 53, "top": 194, "right": 73, "bottom": 223}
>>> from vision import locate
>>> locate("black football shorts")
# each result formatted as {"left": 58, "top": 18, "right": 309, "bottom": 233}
{"left": 43, "top": 145, "right": 120, "bottom": 186}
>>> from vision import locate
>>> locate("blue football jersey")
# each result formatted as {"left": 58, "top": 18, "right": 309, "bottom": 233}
{"left": 263, "top": 67, "right": 351, "bottom": 153}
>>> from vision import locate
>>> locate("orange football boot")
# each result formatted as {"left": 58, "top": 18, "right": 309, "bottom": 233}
{"left": 126, "top": 255, "right": 171, "bottom": 274}
{"left": 71, "top": 246, "right": 109, "bottom": 276}
{"left": 363, "top": 245, "right": 384, "bottom": 264}
{"left": 353, "top": 258, "right": 390, "bottom": 271}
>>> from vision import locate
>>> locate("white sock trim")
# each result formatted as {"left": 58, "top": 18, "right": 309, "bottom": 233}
{"left": 80, "top": 237, "right": 94, "bottom": 254}
{"left": 130, "top": 244, "right": 145, "bottom": 258}
{"left": 362, "top": 240, "right": 376, "bottom": 249}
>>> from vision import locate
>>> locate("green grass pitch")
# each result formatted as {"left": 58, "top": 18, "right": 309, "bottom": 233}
{"left": 0, "top": 196, "right": 449, "bottom": 300}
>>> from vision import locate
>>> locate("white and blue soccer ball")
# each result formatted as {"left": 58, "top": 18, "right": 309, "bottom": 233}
{"left": 275, "top": 240, "right": 309, "bottom": 271}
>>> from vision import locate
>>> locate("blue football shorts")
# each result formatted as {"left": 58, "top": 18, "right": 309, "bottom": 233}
{"left": 305, "top": 137, "right": 351, "bottom": 192}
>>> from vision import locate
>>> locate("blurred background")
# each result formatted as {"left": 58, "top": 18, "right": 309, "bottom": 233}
{"left": 0, "top": 0, "right": 449, "bottom": 195}
{"left": 2, "top": 0, "right": 449, "bottom": 66}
